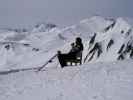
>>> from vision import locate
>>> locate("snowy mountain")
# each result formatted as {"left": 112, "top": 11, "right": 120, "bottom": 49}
{"left": 84, "top": 17, "right": 133, "bottom": 63}
{"left": 0, "top": 16, "right": 133, "bottom": 100}
{"left": 0, "top": 16, "right": 133, "bottom": 70}
{"left": 32, "top": 22, "right": 57, "bottom": 33}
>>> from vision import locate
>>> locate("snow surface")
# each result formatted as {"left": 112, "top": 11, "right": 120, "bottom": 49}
{"left": 0, "top": 60, "right": 133, "bottom": 100}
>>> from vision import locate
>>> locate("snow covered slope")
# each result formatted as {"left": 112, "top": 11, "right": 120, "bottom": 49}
{"left": 84, "top": 17, "right": 133, "bottom": 63}
{"left": 32, "top": 22, "right": 57, "bottom": 33}
{"left": 0, "top": 16, "right": 133, "bottom": 70}
{"left": 0, "top": 16, "right": 133, "bottom": 100}
{"left": 0, "top": 60, "right": 133, "bottom": 100}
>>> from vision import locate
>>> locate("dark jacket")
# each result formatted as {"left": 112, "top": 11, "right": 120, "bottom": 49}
{"left": 69, "top": 43, "right": 83, "bottom": 55}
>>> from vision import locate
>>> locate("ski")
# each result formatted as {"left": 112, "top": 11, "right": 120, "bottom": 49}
{"left": 37, "top": 54, "right": 57, "bottom": 72}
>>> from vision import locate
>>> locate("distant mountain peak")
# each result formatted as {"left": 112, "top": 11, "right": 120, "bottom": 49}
{"left": 32, "top": 22, "right": 57, "bottom": 33}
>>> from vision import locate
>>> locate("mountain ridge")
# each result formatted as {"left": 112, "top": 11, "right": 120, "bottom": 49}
{"left": 0, "top": 16, "right": 133, "bottom": 70}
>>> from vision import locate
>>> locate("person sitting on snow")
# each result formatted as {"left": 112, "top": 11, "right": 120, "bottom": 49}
{"left": 57, "top": 37, "right": 83, "bottom": 68}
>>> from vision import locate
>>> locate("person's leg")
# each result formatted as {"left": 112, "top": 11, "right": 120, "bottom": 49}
{"left": 65, "top": 53, "right": 76, "bottom": 65}
{"left": 67, "top": 52, "right": 76, "bottom": 59}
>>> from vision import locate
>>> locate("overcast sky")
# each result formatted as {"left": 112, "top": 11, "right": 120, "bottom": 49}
{"left": 0, "top": 0, "right": 132, "bottom": 28}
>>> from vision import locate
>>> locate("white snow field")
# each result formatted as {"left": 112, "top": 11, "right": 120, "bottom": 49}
{"left": 0, "top": 60, "right": 133, "bottom": 100}
{"left": 0, "top": 16, "right": 133, "bottom": 100}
